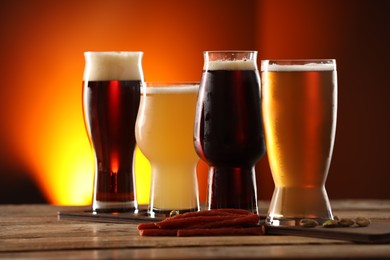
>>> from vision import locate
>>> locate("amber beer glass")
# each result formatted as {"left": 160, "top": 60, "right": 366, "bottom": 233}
{"left": 194, "top": 51, "right": 266, "bottom": 214}
{"left": 83, "top": 52, "right": 143, "bottom": 213}
{"left": 135, "top": 83, "right": 200, "bottom": 216}
{"left": 262, "top": 59, "right": 337, "bottom": 226}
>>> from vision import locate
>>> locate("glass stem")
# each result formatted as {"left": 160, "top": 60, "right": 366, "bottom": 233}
{"left": 207, "top": 165, "right": 258, "bottom": 214}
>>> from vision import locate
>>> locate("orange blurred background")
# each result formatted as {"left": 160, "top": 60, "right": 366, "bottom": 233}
{"left": 0, "top": 0, "right": 389, "bottom": 205}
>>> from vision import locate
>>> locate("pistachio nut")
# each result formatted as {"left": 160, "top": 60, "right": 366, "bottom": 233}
{"left": 169, "top": 210, "right": 180, "bottom": 217}
{"left": 338, "top": 218, "right": 355, "bottom": 227}
{"left": 322, "top": 219, "right": 338, "bottom": 228}
{"left": 299, "top": 219, "right": 319, "bottom": 227}
{"left": 356, "top": 217, "right": 371, "bottom": 227}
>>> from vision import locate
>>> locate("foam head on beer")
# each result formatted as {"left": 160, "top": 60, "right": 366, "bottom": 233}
{"left": 205, "top": 58, "right": 258, "bottom": 71}
{"left": 83, "top": 52, "right": 144, "bottom": 81}
{"left": 142, "top": 83, "right": 199, "bottom": 95}
{"left": 261, "top": 60, "right": 336, "bottom": 72}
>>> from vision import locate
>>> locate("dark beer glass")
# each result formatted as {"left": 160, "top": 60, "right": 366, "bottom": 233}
{"left": 194, "top": 51, "right": 265, "bottom": 214}
{"left": 82, "top": 52, "right": 143, "bottom": 213}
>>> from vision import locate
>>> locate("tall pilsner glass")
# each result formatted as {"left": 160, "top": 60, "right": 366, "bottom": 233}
{"left": 135, "top": 82, "right": 200, "bottom": 216}
{"left": 83, "top": 52, "right": 143, "bottom": 213}
{"left": 261, "top": 59, "right": 337, "bottom": 226}
{"left": 194, "top": 51, "right": 266, "bottom": 214}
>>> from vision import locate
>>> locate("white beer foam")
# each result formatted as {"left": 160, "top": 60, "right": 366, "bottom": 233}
{"left": 205, "top": 59, "right": 257, "bottom": 71}
{"left": 142, "top": 84, "right": 199, "bottom": 94}
{"left": 262, "top": 61, "right": 335, "bottom": 72}
{"left": 83, "top": 52, "right": 144, "bottom": 81}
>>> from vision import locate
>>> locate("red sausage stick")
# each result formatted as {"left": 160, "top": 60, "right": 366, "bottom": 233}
{"left": 189, "top": 214, "right": 259, "bottom": 229}
{"left": 169, "top": 208, "right": 252, "bottom": 219}
{"left": 137, "top": 209, "right": 263, "bottom": 236}
{"left": 156, "top": 215, "right": 244, "bottom": 229}
{"left": 137, "top": 222, "right": 157, "bottom": 230}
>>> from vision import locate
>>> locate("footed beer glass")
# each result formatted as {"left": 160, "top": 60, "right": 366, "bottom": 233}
{"left": 83, "top": 52, "right": 143, "bottom": 213}
{"left": 194, "top": 51, "right": 266, "bottom": 214}
{"left": 135, "top": 82, "right": 200, "bottom": 217}
{"left": 261, "top": 59, "right": 337, "bottom": 226}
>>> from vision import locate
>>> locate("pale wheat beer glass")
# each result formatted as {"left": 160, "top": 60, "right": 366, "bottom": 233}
{"left": 261, "top": 59, "right": 337, "bottom": 226}
{"left": 83, "top": 52, "right": 143, "bottom": 213}
{"left": 135, "top": 82, "right": 200, "bottom": 217}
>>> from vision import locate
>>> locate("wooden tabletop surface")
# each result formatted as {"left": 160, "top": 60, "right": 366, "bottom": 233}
{"left": 0, "top": 200, "right": 389, "bottom": 259}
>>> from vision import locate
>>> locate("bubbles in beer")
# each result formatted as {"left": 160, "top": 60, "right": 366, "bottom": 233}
{"left": 83, "top": 52, "right": 144, "bottom": 81}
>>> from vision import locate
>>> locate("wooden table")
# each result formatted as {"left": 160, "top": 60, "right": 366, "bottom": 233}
{"left": 1, "top": 200, "right": 389, "bottom": 259}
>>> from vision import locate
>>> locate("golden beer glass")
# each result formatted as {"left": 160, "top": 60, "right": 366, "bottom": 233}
{"left": 261, "top": 60, "right": 337, "bottom": 226}
{"left": 135, "top": 82, "right": 200, "bottom": 216}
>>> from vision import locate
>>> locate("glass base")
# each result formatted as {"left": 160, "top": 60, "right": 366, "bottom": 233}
{"left": 207, "top": 166, "right": 259, "bottom": 214}
{"left": 148, "top": 207, "right": 199, "bottom": 218}
{"left": 266, "top": 216, "right": 333, "bottom": 226}
{"left": 267, "top": 186, "right": 333, "bottom": 226}
{"left": 92, "top": 201, "right": 138, "bottom": 213}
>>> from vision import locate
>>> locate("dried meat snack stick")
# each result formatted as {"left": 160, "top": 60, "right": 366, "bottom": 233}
{"left": 189, "top": 214, "right": 260, "bottom": 229}
{"left": 139, "top": 229, "right": 177, "bottom": 236}
{"left": 137, "top": 222, "right": 157, "bottom": 230}
{"left": 169, "top": 208, "right": 251, "bottom": 220}
{"left": 137, "top": 214, "right": 227, "bottom": 231}
{"left": 156, "top": 215, "right": 242, "bottom": 229}
{"left": 167, "top": 211, "right": 230, "bottom": 220}
{"left": 137, "top": 209, "right": 259, "bottom": 236}
{"left": 177, "top": 227, "right": 264, "bottom": 237}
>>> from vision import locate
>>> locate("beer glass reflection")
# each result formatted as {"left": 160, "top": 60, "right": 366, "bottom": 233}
{"left": 135, "top": 82, "right": 200, "bottom": 217}
{"left": 261, "top": 59, "right": 337, "bottom": 226}
{"left": 194, "top": 51, "right": 266, "bottom": 214}
{"left": 82, "top": 51, "right": 143, "bottom": 213}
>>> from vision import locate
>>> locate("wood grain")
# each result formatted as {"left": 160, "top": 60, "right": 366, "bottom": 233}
{"left": 0, "top": 200, "right": 389, "bottom": 259}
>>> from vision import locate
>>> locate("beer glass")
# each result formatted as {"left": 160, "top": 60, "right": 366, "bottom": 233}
{"left": 194, "top": 51, "right": 266, "bottom": 214}
{"left": 83, "top": 51, "right": 143, "bottom": 213}
{"left": 135, "top": 82, "right": 200, "bottom": 217}
{"left": 261, "top": 59, "right": 337, "bottom": 226}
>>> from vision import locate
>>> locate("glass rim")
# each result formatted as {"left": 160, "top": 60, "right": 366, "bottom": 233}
{"left": 141, "top": 82, "right": 199, "bottom": 94}
{"left": 203, "top": 50, "right": 257, "bottom": 55}
{"left": 84, "top": 51, "right": 143, "bottom": 56}
{"left": 261, "top": 59, "right": 335, "bottom": 63}
{"left": 145, "top": 82, "right": 200, "bottom": 87}
{"left": 261, "top": 59, "right": 336, "bottom": 71}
